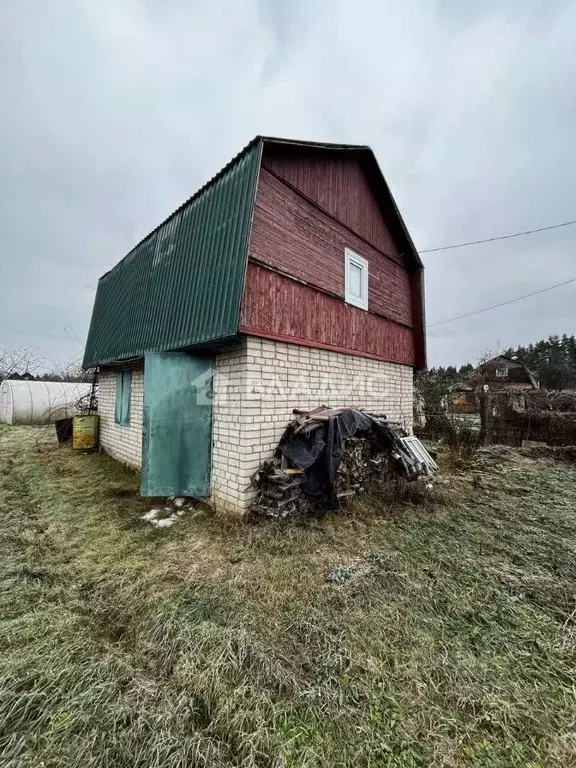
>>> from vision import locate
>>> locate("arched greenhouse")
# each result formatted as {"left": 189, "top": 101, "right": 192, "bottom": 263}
{"left": 0, "top": 379, "right": 91, "bottom": 425}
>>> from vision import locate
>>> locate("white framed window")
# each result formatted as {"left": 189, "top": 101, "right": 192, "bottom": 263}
{"left": 344, "top": 248, "right": 369, "bottom": 310}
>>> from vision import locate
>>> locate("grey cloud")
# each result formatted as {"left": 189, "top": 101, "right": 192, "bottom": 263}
{"left": 0, "top": 0, "right": 574, "bottom": 369}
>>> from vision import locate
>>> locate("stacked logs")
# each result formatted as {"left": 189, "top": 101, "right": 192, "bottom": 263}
{"left": 249, "top": 460, "right": 309, "bottom": 519}
{"left": 335, "top": 436, "right": 394, "bottom": 500}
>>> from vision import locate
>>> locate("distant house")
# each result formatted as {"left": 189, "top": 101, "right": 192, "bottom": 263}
{"left": 447, "top": 383, "right": 478, "bottom": 414}
{"left": 448, "top": 355, "right": 539, "bottom": 415}
{"left": 83, "top": 136, "right": 426, "bottom": 512}
{"left": 2, "top": 371, "right": 34, "bottom": 383}
{"left": 478, "top": 356, "right": 539, "bottom": 391}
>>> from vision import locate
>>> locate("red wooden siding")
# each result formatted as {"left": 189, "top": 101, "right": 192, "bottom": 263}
{"left": 263, "top": 147, "right": 400, "bottom": 259}
{"left": 241, "top": 264, "right": 415, "bottom": 365}
{"left": 249, "top": 168, "right": 413, "bottom": 327}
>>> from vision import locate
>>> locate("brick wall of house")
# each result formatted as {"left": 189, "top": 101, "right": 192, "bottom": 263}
{"left": 96, "top": 342, "right": 413, "bottom": 512}
{"left": 97, "top": 364, "right": 144, "bottom": 470}
{"left": 211, "top": 336, "right": 413, "bottom": 512}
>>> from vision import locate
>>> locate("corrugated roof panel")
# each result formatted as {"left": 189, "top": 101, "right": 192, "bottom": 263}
{"left": 83, "top": 140, "right": 262, "bottom": 367}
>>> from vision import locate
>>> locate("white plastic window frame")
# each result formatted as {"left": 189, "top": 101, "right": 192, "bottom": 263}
{"left": 344, "top": 248, "right": 369, "bottom": 310}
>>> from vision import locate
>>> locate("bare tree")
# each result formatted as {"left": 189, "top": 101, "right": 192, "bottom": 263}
{"left": 0, "top": 347, "right": 44, "bottom": 381}
{"left": 41, "top": 354, "right": 92, "bottom": 382}
{"left": 465, "top": 349, "right": 500, "bottom": 445}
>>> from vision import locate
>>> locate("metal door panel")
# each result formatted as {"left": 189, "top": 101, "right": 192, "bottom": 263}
{"left": 141, "top": 352, "right": 212, "bottom": 497}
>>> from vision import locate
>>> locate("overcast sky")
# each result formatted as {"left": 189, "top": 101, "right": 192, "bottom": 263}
{"left": 1, "top": 0, "right": 574, "bottom": 370}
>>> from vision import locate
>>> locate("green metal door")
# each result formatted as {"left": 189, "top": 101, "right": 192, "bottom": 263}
{"left": 141, "top": 351, "right": 213, "bottom": 497}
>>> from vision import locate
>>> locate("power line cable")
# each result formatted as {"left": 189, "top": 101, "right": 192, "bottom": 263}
{"left": 420, "top": 218, "right": 576, "bottom": 253}
{"left": 427, "top": 276, "right": 576, "bottom": 328}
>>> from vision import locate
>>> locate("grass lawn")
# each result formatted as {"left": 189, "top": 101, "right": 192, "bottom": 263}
{"left": 1, "top": 425, "right": 576, "bottom": 767}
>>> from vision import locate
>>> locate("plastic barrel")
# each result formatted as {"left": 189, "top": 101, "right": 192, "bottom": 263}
{"left": 73, "top": 414, "right": 99, "bottom": 450}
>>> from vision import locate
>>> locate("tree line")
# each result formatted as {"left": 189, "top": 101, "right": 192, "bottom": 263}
{"left": 425, "top": 335, "right": 576, "bottom": 391}
{"left": 502, "top": 334, "right": 576, "bottom": 390}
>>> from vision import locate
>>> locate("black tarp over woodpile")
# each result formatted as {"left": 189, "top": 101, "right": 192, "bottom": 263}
{"left": 251, "top": 407, "right": 436, "bottom": 517}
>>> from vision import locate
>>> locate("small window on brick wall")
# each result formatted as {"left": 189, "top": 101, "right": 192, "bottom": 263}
{"left": 344, "top": 248, "right": 369, "bottom": 310}
{"left": 115, "top": 370, "right": 132, "bottom": 425}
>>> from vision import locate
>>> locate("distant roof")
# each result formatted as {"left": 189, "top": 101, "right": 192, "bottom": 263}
{"left": 83, "top": 136, "right": 422, "bottom": 367}
{"left": 484, "top": 355, "right": 537, "bottom": 375}
{"left": 480, "top": 355, "right": 539, "bottom": 388}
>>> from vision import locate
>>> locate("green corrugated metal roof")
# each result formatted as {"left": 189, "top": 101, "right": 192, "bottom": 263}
{"left": 83, "top": 138, "right": 262, "bottom": 367}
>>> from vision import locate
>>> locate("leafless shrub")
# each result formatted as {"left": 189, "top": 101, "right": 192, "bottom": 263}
{"left": 0, "top": 346, "right": 44, "bottom": 380}
{"left": 444, "top": 425, "right": 482, "bottom": 466}
{"left": 39, "top": 354, "right": 93, "bottom": 383}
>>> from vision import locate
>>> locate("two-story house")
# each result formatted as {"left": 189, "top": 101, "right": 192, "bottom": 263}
{"left": 83, "top": 136, "right": 425, "bottom": 512}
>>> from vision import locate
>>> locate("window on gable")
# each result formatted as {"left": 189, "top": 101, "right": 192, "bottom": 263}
{"left": 344, "top": 248, "right": 369, "bottom": 310}
{"left": 115, "top": 370, "right": 132, "bottom": 425}
{"left": 495, "top": 367, "right": 508, "bottom": 378}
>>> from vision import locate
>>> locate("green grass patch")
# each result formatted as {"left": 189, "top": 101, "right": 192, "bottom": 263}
{"left": 1, "top": 424, "right": 576, "bottom": 766}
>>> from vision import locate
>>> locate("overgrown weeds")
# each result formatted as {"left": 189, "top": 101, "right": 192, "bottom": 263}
{"left": 1, "top": 424, "right": 576, "bottom": 766}
{"left": 416, "top": 411, "right": 482, "bottom": 468}
{"left": 441, "top": 424, "right": 482, "bottom": 469}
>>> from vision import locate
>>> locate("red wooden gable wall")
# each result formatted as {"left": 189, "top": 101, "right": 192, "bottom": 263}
{"left": 240, "top": 145, "right": 421, "bottom": 367}
{"left": 263, "top": 150, "right": 400, "bottom": 258}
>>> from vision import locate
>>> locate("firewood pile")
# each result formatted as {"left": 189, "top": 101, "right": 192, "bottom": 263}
{"left": 335, "top": 435, "right": 395, "bottom": 500}
{"left": 250, "top": 460, "right": 311, "bottom": 519}
{"left": 250, "top": 406, "right": 437, "bottom": 519}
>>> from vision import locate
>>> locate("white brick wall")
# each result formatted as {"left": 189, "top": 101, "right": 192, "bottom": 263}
{"left": 212, "top": 336, "right": 413, "bottom": 513}
{"left": 96, "top": 342, "right": 413, "bottom": 513}
{"left": 97, "top": 364, "right": 144, "bottom": 470}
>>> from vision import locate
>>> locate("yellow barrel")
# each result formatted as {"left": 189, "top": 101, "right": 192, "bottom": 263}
{"left": 73, "top": 414, "right": 99, "bottom": 450}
